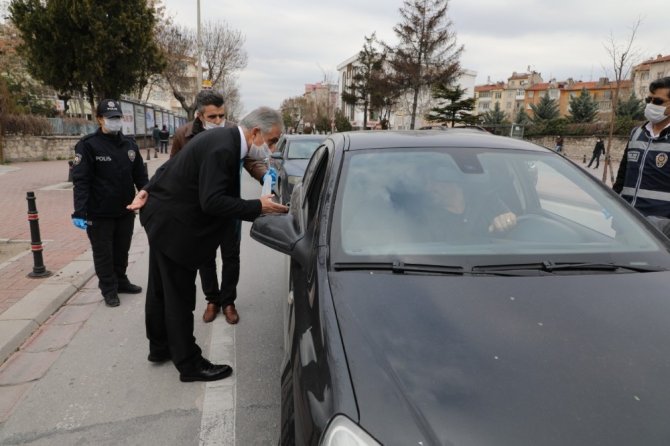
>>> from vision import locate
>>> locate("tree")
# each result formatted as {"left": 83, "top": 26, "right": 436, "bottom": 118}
{"left": 530, "top": 92, "right": 560, "bottom": 122}
{"left": 425, "top": 84, "right": 475, "bottom": 126}
{"left": 616, "top": 92, "right": 644, "bottom": 120}
{"left": 334, "top": 109, "right": 352, "bottom": 132}
{"left": 280, "top": 96, "right": 308, "bottom": 133}
{"left": 481, "top": 102, "right": 508, "bottom": 126}
{"left": 601, "top": 18, "right": 640, "bottom": 184}
{"left": 341, "top": 33, "right": 385, "bottom": 130}
{"left": 514, "top": 107, "right": 530, "bottom": 125}
{"left": 9, "top": 0, "right": 165, "bottom": 117}
{"left": 568, "top": 88, "right": 599, "bottom": 123}
{"left": 157, "top": 19, "right": 246, "bottom": 120}
{"left": 386, "top": 0, "right": 462, "bottom": 129}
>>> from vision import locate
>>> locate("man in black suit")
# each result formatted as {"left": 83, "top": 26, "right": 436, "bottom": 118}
{"left": 127, "top": 107, "right": 288, "bottom": 382}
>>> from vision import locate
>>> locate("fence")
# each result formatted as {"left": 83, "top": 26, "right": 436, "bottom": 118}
{"left": 46, "top": 118, "right": 98, "bottom": 136}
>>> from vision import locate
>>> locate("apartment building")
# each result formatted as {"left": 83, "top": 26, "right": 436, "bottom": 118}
{"left": 633, "top": 54, "right": 670, "bottom": 98}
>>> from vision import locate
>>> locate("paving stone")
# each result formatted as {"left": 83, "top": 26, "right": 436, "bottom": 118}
{"left": 0, "top": 382, "right": 34, "bottom": 423}
{"left": 21, "top": 322, "right": 83, "bottom": 353}
{"left": 0, "top": 350, "right": 61, "bottom": 385}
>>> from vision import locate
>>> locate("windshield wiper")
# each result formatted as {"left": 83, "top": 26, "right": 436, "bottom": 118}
{"left": 472, "top": 261, "right": 666, "bottom": 274}
{"left": 332, "top": 261, "right": 464, "bottom": 275}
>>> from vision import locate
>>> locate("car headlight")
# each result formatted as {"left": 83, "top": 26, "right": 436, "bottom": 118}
{"left": 288, "top": 175, "right": 301, "bottom": 185}
{"left": 320, "top": 415, "right": 381, "bottom": 446}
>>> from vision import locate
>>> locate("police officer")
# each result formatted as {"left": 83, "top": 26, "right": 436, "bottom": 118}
{"left": 71, "top": 99, "right": 149, "bottom": 307}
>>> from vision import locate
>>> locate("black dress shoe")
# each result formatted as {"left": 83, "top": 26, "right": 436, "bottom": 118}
{"left": 179, "top": 358, "right": 233, "bottom": 382}
{"left": 118, "top": 283, "right": 143, "bottom": 294}
{"left": 103, "top": 292, "right": 120, "bottom": 307}
{"left": 147, "top": 352, "right": 171, "bottom": 363}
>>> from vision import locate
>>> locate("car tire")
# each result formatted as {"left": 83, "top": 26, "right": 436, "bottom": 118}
{"left": 279, "top": 363, "right": 295, "bottom": 446}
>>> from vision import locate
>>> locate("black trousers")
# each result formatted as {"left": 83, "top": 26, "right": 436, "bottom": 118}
{"left": 86, "top": 213, "right": 135, "bottom": 296}
{"left": 587, "top": 153, "right": 600, "bottom": 168}
{"left": 160, "top": 141, "right": 168, "bottom": 153}
{"left": 199, "top": 219, "right": 241, "bottom": 307}
{"left": 145, "top": 247, "right": 202, "bottom": 371}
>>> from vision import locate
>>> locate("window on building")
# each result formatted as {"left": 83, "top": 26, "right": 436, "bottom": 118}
{"left": 495, "top": 92, "right": 502, "bottom": 99}
{"left": 599, "top": 101, "right": 611, "bottom": 111}
{"left": 641, "top": 72, "right": 649, "bottom": 80}
{"left": 481, "top": 103, "right": 490, "bottom": 110}
{"left": 603, "top": 91, "right": 611, "bottom": 100}
{"left": 549, "top": 90, "right": 558, "bottom": 99}
{"left": 528, "top": 91, "right": 534, "bottom": 98}
{"left": 480, "top": 91, "right": 491, "bottom": 98}
{"left": 506, "top": 102, "right": 512, "bottom": 109}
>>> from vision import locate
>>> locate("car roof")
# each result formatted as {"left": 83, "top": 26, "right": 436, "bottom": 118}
{"left": 281, "top": 134, "right": 326, "bottom": 141}
{"left": 340, "top": 130, "right": 546, "bottom": 152}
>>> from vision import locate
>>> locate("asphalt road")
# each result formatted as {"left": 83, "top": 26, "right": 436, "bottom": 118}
{"left": 0, "top": 174, "right": 287, "bottom": 445}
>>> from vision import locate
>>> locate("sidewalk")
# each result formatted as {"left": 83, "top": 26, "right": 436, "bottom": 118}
{"left": 0, "top": 154, "right": 168, "bottom": 365}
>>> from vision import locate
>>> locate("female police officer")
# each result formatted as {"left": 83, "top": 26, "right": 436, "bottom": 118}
{"left": 71, "top": 99, "right": 149, "bottom": 307}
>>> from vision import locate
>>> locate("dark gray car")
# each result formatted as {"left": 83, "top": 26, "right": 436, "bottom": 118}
{"left": 270, "top": 134, "right": 324, "bottom": 204}
{"left": 252, "top": 130, "right": 670, "bottom": 446}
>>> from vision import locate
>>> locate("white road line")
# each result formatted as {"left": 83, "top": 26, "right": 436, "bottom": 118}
{"left": 199, "top": 320, "right": 236, "bottom": 446}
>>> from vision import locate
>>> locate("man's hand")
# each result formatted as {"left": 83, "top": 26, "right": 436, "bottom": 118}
{"left": 488, "top": 211, "right": 517, "bottom": 233}
{"left": 260, "top": 194, "right": 289, "bottom": 214}
{"left": 127, "top": 190, "right": 148, "bottom": 211}
{"left": 72, "top": 217, "right": 87, "bottom": 230}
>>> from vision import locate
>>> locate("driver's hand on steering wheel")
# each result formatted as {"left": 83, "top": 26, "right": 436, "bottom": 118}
{"left": 489, "top": 212, "right": 517, "bottom": 233}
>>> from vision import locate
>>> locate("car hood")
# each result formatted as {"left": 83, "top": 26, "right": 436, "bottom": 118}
{"left": 283, "top": 159, "right": 310, "bottom": 177}
{"left": 329, "top": 271, "right": 670, "bottom": 446}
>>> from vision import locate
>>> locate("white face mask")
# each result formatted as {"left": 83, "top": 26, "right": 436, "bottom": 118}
{"left": 103, "top": 118, "right": 123, "bottom": 133}
{"left": 248, "top": 142, "right": 271, "bottom": 161}
{"left": 203, "top": 120, "right": 225, "bottom": 130}
{"left": 644, "top": 103, "right": 669, "bottom": 124}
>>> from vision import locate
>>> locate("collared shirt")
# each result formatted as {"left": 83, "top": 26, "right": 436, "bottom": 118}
{"left": 645, "top": 120, "right": 670, "bottom": 138}
{"left": 238, "top": 126, "right": 248, "bottom": 159}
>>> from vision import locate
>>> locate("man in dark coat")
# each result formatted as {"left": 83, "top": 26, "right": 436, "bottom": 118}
{"left": 127, "top": 106, "right": 288, "bottom": 382}
{"left": 170, "top": 90, "right": 271, "bottom": 324}
{"left": 587, "top": 136, "right": 605, "bottom": 169}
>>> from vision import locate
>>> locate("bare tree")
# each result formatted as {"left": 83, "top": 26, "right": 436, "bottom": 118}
{"left": 157, "top": 19, "right": 247, "bottom": 120}
{"left": 601, "top": 18, "right": 641, "bottom": 185}
{"left": 201, "top": 21, "right": 247, "bottom": 88}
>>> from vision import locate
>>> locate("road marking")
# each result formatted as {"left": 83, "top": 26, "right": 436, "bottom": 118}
{"left": 199, "top": 320, "right": 236, "bottom": 446}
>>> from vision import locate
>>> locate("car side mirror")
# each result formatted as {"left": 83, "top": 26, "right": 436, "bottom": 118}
{"left": 271, "top": 152, "right": 283, "bottom": 160}
{"left": 250, "top": 213, "right": 309, "bottom": 265}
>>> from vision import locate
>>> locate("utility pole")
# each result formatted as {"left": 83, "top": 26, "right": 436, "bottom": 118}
{"left": 196, "top": 0, "right": 202, "bottom": 93}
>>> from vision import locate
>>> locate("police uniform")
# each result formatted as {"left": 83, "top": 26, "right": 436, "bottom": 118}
{"left": 613, "top": 124, "right": 670, "bottom": 217}
{"left": 72, "top": 100, "right": 149, "bottom": 303}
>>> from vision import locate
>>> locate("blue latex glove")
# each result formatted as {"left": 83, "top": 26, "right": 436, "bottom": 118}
{"left": 267, "top": 167, "right": 278, "bottom": 186}
{"left": 72, "top": 217, "right": 87, "bottom": 230}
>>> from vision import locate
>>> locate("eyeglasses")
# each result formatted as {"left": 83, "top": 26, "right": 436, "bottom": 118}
{"left": 645, "top": 96, "right": 667, "bottom": 106}
{"left": 204, "top": 113, "right": 225, "bottom": 120}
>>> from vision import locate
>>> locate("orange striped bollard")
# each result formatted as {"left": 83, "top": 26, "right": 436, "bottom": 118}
{"left": 26, "top": 191, "right": 51, "bottom": 278}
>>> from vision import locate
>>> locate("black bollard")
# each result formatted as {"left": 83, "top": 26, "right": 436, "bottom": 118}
{"left": 67, "top": 160, "right": 74, "bottom": 182}
{"left": 26, "top": 191, "right": 52, "bottom": 278}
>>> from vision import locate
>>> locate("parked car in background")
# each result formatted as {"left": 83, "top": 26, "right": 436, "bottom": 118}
{"left": 270, "top": 134, "right": 325, "bottom": 204}
{"left": 252, "top": 130, "right": 670, "bottom": 446}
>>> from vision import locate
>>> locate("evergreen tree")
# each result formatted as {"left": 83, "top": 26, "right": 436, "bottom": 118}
{"left": 341, "top": 33, "right": 385, "bottom": 130}
{"left": 568, "top": 88, "right": 599, "bottom": 123}
{"left": 334, "top": 110, "right": 352, "bottom": 132}
{"left": 386, "top": 0, "right": 462, "bottom": 129}
{"left": 514, "top": 107, "right": 530, "bottom": 125}
{"left": 425, "top": 84, "right": 475, "bottom": 126}
{"left": 9, "top": 0, "right": 165, "bottom": 115}
{"left": 616, "top": 92, "right": 644, "bottom": 120}
{"left": 481, "top": 102, "right": 508, "bottom": 126}
{"left": 530, "top": 92, "right": 560, "bottom": 122}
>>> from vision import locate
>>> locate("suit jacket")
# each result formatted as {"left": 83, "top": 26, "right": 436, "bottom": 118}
{"left": 140, "top": 126, "right": 262, "bottom": 269}
{"left": 171, "top": 119, "right": 267, "bottom": 182}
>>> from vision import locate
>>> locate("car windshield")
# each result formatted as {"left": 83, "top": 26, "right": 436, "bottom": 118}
{"left": 287, "top": 140, "right": 322, "bottom": 159}
{"left": 332, "top": 147, "right": 670, "bottom": 269}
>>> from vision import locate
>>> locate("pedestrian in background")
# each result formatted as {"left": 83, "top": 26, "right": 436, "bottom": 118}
{"left": 126, "top": 106, "right": 288, "bottom": 382}
{"left": 71, "top": 99, "right": 149, "bottom": 307}
{"left": 158, "top": 125, "right": 169, "bottom": 156}
{"left": 587, "top": 136, "right": 605, "bottom": 169}
{"left": 614, "top": 76, "right": 670, "bottom": 235}
{"left": 171, "top": 90, "right": 274, "bottom": 324}
{"left": 152, "top": 124, "right": 160, "bottom": 158}
{"left": 554, "top": 135, "right": 564, "bottom": 154}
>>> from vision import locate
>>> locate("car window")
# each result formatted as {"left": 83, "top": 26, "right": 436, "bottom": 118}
{"left": 332, "top": 147, "right": 667, "bottom": 266}
{"left": 287, "top": 140, "right": 322, "bottom": 159}
{"left": 301, "top": 145, "right": 328, "bottom": 221}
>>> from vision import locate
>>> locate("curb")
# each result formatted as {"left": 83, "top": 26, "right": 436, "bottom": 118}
{"left": 0, "top": 251, "right": 96, "bottom": 365}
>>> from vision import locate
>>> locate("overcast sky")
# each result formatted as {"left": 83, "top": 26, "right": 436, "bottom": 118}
{"left": 163, "top": 0, "right": 669, "bottom": 114}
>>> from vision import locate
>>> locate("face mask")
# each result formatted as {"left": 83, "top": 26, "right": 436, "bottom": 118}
{"left": 644, "top": 103, "right": 669, "bottom": 124}
{"left": 203, "top": 120, "right": 225, "bottom": 130}
{"left": 248, "top": 142, "right": 271, "bottom": 161}
{"left": 103, "top": 118, "right": 123, "bottom": 133}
